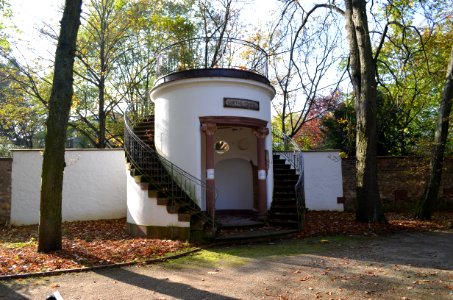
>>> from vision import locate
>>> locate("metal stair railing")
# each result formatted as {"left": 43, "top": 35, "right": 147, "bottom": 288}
{"left": 273, "top": 133, "right": 305, "bottom": 229}
{"left": 124, "top": 105, "right": 215, "bottom": 226}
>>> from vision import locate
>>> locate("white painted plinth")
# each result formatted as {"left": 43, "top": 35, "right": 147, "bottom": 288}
{"left": 126, "top": 172, "right": 189, "bottom": 228}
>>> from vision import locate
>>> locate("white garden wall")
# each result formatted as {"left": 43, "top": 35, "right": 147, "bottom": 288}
{"left": 11, "top": 149, "right": 127, "bottom": 225}
{"left": 302, "top": 151, "right": 344, "bottom": 211}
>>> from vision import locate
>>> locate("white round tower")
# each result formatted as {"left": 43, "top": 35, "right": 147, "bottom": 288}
{"left": 151, "top": 68, "right": 275, "bottom": 216}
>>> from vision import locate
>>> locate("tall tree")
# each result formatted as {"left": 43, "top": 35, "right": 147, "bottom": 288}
{"left": 415, "top": 46, "right": 453, "bottom": 220}
{"left": 344, "top": 0, "right": 385, "bottom": 222}
{"left": 75, "top": 0, "right": 127, "bottom": 148}
{"left": 38, "top": 0, "right": 82, "bottom": 253}
{"left": 275, "top": 0, "right": 385, "bottom": 222}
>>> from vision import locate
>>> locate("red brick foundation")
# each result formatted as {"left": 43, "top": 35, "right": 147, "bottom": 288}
{"left": 0, "top": 158, "right": 12, "bottom": 225}
{"left": 342, "top": 157, "right": 453, "bottom": 211}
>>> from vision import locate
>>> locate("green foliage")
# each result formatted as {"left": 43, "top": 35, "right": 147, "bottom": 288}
{"left": 321, "top": 99, "right": 356, "bottom": 157}
{"left": 71, "top": 0, "right": 197, "bottom": 148}
{"left": 272, "top": 115, "right": 292, "bottom": 151}
{"left": 321, "top": 90, "right": 433, "bottom": 156}
{"left": 0, "top": 0, "right": 11, "bottom": 50}
{"left": 0, "top": 136, "right": 13, "bottom": 156}
{"left": 374, "top": 0, "right": 453, "bottom": 155}
{"left": 321, "top": 0, "right": 453, "bottom": 157}
{"left": 0, "top": 65, "right": 47, "bottom": 152}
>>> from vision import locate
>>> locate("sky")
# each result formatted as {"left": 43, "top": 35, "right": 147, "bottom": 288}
{"left": 5, "top": 0, "right": 342, "bottom": 115}
{"left": 7, "top": 0, "right": 278, "bottom": 64}
{"left": 7, "top": 0, "right": 63, "bottom": 64}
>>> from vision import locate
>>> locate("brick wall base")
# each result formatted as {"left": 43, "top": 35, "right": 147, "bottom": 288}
{"left": 342, "top": 157, "right": 453, "bottom": 212}
{"left": 0, "top": 158, "right": 12, "bottom": 225}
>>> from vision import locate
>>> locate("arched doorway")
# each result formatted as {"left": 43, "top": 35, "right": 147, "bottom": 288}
{"left": 200, "top": 116, "right": 269, "bottom": 218}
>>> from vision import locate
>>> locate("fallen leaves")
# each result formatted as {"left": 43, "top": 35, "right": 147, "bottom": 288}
{"left": 296, "top": 211, "right": 453, "bottom": 238}
{"left": 0, "top": 219, "right": 192, "bottom": 276}
{"left": 1, "top": 212, "right": 452, "bottom": 277}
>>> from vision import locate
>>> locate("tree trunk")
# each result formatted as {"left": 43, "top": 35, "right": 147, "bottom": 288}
{"left": 415, "top": 47, "right": 453, "bottom": 220}
{"left": 344, "top": 0, "right": 386, "bottom": 222}
{"left": 98, "top": 76, "right": 106, "bottom": 148}
{"left": 38, "top": 0, "right": 82, "bottom": 253}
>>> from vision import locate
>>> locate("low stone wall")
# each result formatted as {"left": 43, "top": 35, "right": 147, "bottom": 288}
{"left": 342, "top": 157, "right": 453, "bottom": 211}
{"left": 11, "top": 150, "right": 127, "bottom": 225}
{"left": 2, "top": 155, "right": 452, "bottom": 224}
{"left": 0, "top": 158, "right": 12, "bottom": 225}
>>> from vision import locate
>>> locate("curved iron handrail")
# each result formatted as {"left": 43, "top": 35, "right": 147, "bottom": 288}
{"left": 156, "top": 37, "right": 269, "bottom": 78}
{"left": 124, "top": 106, "right": 215, "bottom": 225}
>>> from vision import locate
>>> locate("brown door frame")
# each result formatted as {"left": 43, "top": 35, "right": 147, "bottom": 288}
{"left": 200, "top": 116, "right": 269, "bottom": 218}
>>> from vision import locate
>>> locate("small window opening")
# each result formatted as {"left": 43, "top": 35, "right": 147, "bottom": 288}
{"left": 214, "top": 140, "right": 230, "bottom": 154}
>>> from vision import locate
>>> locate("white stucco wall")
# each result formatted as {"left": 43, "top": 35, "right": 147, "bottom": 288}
{"left": 302, "top": 151, "right": 344, "bottom": 211}
{"left": 126, "top": 174, "right": 189, "bottom": 227}
{"left": 11, "top": 149, "right": 127, "bottom": 225}
{"left": 151, "top": 76, "right": 275, "bottom": 209}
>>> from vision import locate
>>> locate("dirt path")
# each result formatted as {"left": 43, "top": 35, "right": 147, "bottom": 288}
{"left": 1, "top": 231, "right": 452, "bottom": 300}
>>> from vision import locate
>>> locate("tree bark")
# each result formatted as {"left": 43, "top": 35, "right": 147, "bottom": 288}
{"left": 415, "top": 46, "right": 453, "bottom": 220}
{"left": 344, "top": 0, "right": 386, "bottom": 222}
{"left": 98, "top": 76, "right": 106, "bottom": 148}
{"left": 38, "top": 0, "right": 82, "bottom": 253}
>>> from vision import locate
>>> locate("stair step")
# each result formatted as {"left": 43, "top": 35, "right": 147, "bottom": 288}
{"left": 273, "top": 157, "right": 287, "bottom": 162}
{"left": 134, "top": 123, "right": 154, "bottom": 128}
{"left": 274, "top": 192, "right": 297, "bottom": 197}
{"left": 274, "top": 170, "right": 297, "bottom": 176}
{"left": 272, "top": 208, "right": 298, "bottom": 215}
{"left": 273, "top": 165, "right": 291, "bottom": 171}
{"left": 274, "top": 185, "right": 296, "bottom": 191}
{"left": 142, "top": 116, "right": 155, "bottom": 121}
{"left": 178, "top": 213, "right": 192, "bottom": 222}
{"left": 134, "top": 132, "right": 155, "bottom": 138}
{"left": 274, "top": 175, "right": 299, "bottom": 181}
{"left": 268, "top": 213, "right": 299, "bottom": 221}
{"left": 268, "top": 220, "right": 299, "bottom": 228}
{"left": 135, "top": 132, "right": 154, "bottom": 138}
{"left": 271, "top": 201, "right": 297, "bottom": 207}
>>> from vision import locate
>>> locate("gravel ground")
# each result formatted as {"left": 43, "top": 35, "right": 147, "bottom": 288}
{"left": 0, "top": 230, "right": 452, "bottom": 300}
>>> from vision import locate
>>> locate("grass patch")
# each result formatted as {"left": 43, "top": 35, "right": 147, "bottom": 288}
{"left": 214, "top": 235, "right": 365, "bottom": 259}
{"left": 2, "top": 238, "right": 37, "bottom": 249}
{"left": 165, "top": 249, "right": 249, "bottom": 269}
{"left": 165, "top": 235, "right": 366, "bottom": 269}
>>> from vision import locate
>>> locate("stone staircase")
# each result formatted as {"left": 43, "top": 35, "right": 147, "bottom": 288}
{"left": 125, "top": 114, "right": 302, "bottom": 240}
{"left": 268, "top": 154, "right": 300, "bottom": 228}
{"left": 132, "top": 116, "right": 155, "bottom": 147}
{"left": 125, "top": 115, "right": 215, "bottom": 241}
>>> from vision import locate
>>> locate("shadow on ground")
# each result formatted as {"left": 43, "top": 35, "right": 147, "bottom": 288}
{"left": 93, "top": 267, "right": 237, "bottom": 300}
{"left": 205, "top": 230, "right": 453, "bottom": 270}
{"left": 0, "top": 282, "right": 30, "bottom": 299}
